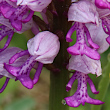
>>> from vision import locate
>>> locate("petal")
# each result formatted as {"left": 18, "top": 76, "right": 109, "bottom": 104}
{"left": 9, "top": 50, "right": 29, "bottom": 64}
{"left": 17, "top": 75, "right": 33, "bottom": 89}
{"left": 0, "top": 14, "right": 14, "bottom": 30}
{"left": 106, "top": 35, "right": 110, "bottom": 44}
{"left": 86, "top": 97, "right": 104, "bottom": 105}
{"left": 87, "top": 77, "right": 99, "bottom": 94}
{"left": 0, "top": 47, "right": 29, "bottom": 78}
{"left": 95, "top": 0, "right": 110, "bottom": 9}
{"left": 86, "top": 23, "right": 109, "bottom": 53}
{"left": 22, "top": 10, "right": 34, "bottom": 23}
{"left": 27, "top": 31, "right": 60, "bottom": 64}
{"left": 0, "top": 78, "right": 10, "bottom": 93}
{"left": 66, "top": 73, "right": 77, "bottom": 92}
{"left": 0, "top": 31, "right": 14, "bottom": 52}
{"left": 67, "top": 43, "right": 100, "bottom": 60}
{"left": 18, "top": 56, "right": 36, "bottom": 75}
{"left": 33, "top": 62, "right": 43, "bottom": 84}
{"left": 66, "top": 23, "right": 76, "bottom": 42}
{"left": 97, "top": 8, "right": 110, "bottom": 18}
{"left": 0, "top": 1, "right": 33, "bottom": 33}
{"left": 68, "top": 55, "right": 102, "bottom": 76}
{"left": 1, "top": 4, "right": 15, "bottom": 18}
{"left": 17, "top": 0, "right": 23, "bottom": 5}
{"left": 67, "top": 43, "right": 80, "bottom": 55}
{"left": 19, "top": 0, "right": 52, "bottom": 12}
{"left": 83, "top": 45, "right": 100, "bottom": 60}
{"left": 0, "top": 47, "right": 24, "bottom": 64}
{"left": 17, "top": 18, "right": 33, "bottom": 34}
{"left": 4, "top": 63, "right": 21, "bottom": 76}
{"left": 11, "top": 19, "right": 22, "bottom": 31}
{"left": 68, "top": 0, "right": 99, "bottom": 24}
{"left": 84, "top": 25, "right": 99, "bottom": 49}
{"left": 64, "top": 96, "right": 81, "bottom": 107}
{"left": 64, "top": 72, "right": 104, "bottom": 107}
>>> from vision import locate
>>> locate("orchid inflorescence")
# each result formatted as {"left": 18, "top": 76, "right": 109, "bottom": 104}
{"left": 0, "top": 0, "right": 109, "bottom": 108}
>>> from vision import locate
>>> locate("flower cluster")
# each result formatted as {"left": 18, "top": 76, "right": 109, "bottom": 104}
{"left": 64, "top": 0, "right": 110, "bottom": 107}
{"left": 0, "top": 0, "right": 109, "bottom": 109}
{"left": 0, "top": 0, "right": 60, "bottom": 92}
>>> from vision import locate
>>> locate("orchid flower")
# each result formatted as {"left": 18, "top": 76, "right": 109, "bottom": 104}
{"left": 66, "top": 0, "right": 101, "bottom": 60}
{"left": 64, "top": 0, "right": 108, "bottom": 108}
{"left": 66, "top": 22, "right": 100, "bottom": 60}
{"left": 0, "top": 13, "right": 33, "bottom": 52}
{"left": 4, "top": 31, "right": 60, "bottom": 89}
{"left": 64, "top": 71, "right": 104, "bottom": 107}
{"left": 0, "top": 0, "right": 34, "bottom": 31}
{"left": 0, "top": 0, "right": 53, "bottom": 52}
{"left": 0, "top": 0, "right": 108, "bottom": 108}
{"left": 0, "top": 47, "right": 29, "bottom": 93}
{"left": 0, "top": 0, "right": 35, "bottom": 52}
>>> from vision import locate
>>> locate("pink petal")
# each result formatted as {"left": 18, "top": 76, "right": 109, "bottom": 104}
{"left": 17, "top": 75, "right": 33, "bottom": 89}
{"left": 86, "top": 23, "right": 109, "bottom": 53}
{"left": 68, "top": 0, "right": 99, "bottom": 24}
{"left": 18, "top": 0, "right": 52, "bottom": 12}
{"left": 68, "top": 55, "right": 102, "bottom": 76}
{"left": 27, "top": 31, "right": 60, "bottom": 64}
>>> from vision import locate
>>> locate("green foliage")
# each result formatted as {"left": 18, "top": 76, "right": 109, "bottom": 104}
{"left": 4, "top": 97, "right": 36, "bottom": 110}
{"left": 9, "top": 33, "right": 28, "bottom": 50}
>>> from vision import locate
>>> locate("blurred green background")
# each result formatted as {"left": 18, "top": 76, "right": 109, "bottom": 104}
{"left": 0, "top": 29, "right": 109, "bottom": 110}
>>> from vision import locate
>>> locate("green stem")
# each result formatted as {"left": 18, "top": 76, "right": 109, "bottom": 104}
{"left": 91, "top": 54, "right": 110, "bottom": 110}
{"left": 49, "top": 0, "right": 71, "bottom": 110}
{"left": 49, "top": 69, "right": 69, "bottom": 110}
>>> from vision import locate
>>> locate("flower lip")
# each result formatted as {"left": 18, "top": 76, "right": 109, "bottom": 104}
{"left": 64, "top": 71, "right": 104, "bottom": 107}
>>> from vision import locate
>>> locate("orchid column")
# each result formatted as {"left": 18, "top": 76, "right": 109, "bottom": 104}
{"left": 49, "top": 0, "right": 71, "bottom": 110}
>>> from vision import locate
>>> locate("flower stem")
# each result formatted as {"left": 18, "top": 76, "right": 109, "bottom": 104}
{"left": 91, "top": 53, "right": 110, "bottom": 110}
{"left": 49, "top": 69, "right": 69, "bottom": 110}
{"left": 49, "top": 0, "right": 71, "bottom": 110}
